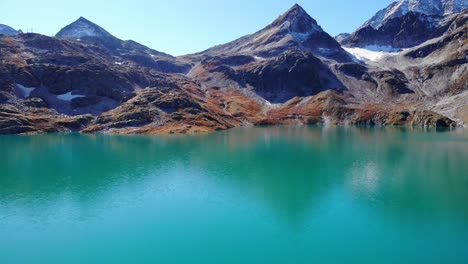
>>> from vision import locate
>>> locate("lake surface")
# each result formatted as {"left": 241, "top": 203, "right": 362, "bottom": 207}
{"left": 1, "top": 126, "right": 468, "bottom": 263}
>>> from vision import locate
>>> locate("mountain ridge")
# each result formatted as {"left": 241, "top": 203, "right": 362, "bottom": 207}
{"left": 55, "top": 17, "right": 190, "bottom": 73}
{"left": 56, "top": 16, "right": 112, "bottom": 38}
{"left": 0, "top": 3, "right": 466, "bottom": 135}
{"left": 187, "top": 3, "right": 348, "bottom": 62}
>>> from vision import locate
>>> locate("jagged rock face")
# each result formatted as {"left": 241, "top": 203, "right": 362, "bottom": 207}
{"left": 404, "top": 10, "right": 467, "bottom": 60}
{"left": 56, "top": 17, "right": 190, "bottom": 73}
{"left": 402, "top": 11, "right": 468, "bottom": 96}
{"left": 0, "top": 24, "right": 22, "bottom": 36}
{"left": 362, "top": 0, "right": 468, "bottom": 30}
{"left": 342, "top": 0, "right": 468, "bottom": 48}
{"left": 342, "top": 12, "right": 448, "bottom": 48}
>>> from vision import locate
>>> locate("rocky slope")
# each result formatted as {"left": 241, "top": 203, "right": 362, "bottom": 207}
{"left": 0, "top": 4, "right": 465, "bottom": 135}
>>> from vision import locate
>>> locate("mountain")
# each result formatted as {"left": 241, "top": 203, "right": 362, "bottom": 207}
{"left": 183, "top": 4, "right": 354, "bottom": 103}
{"left": 0, "top": 4, "right": 465, "bottom": 135}
{"left": 193, "top": 4, "right": 351, "bottom": 62}
{"left": 341, "top": 0, "right": 468, "bottom": 48}
{"left": 56, "top": 17, "right": 190, "bottom": 73}
{"left": 0, "top": 24, "right": 22, "bottom": 35}
{"left": 56, "top": 17, "right": 112, "bottom": 38}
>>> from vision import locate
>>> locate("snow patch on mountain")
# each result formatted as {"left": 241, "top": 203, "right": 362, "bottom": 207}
{"left": 16, "top": 84, "right": 36, "bottom": 98}
{"left": 344, "top": 46, "right": 401, "bottom": 62}
{"left": 57, "top": 92, "right": 86, "bottom": 101}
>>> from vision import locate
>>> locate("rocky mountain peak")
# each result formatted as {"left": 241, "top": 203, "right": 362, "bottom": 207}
{"left": 270, "top": 4, "right": 323, "bottom": 34}
{"left": 56, "top": 17, "right": 113, "bottom": 38}
{"left": 191, "top": 4, "right": 347, "bottom": 61}
{"left": 0, "top": 24, "right": 22, "bottom": 35}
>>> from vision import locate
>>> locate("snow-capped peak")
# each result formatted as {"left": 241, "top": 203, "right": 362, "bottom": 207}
{"left": 56, "top": 17, "right": 112, "bottom": 38}
{"left": 0, "top": 24, "right": 22, "bottom": 35}
{"left": 363, "top": 0, "right": 468, "bottom": 29}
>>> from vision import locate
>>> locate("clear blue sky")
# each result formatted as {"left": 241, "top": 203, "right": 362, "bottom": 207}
{"left": 1, "top": 0, "right": 395, "bottom": 55}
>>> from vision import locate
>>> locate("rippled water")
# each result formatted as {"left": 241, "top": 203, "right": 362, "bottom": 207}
{"left": 1, "top": 126, "right": 467, "bottom": 263}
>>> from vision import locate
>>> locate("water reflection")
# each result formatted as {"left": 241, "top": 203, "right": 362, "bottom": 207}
{"left": 0, "top": 126, "right": 467, "bottom": 225}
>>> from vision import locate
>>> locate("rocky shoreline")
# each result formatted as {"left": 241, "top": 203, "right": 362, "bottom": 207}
{"left": 0, "top": 89, "right": 458, "bottom": 135}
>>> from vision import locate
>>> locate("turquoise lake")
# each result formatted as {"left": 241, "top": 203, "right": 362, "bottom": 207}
{"left": 1, "top": 126, "right": 467, "bottom": 263}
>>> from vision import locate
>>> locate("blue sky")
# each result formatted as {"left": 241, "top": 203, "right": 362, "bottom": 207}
{"left": 1, "top": 0, "right": 395, "bottom": 55}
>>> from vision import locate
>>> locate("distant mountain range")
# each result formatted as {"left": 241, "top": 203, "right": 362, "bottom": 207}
{"left": 0, "top": 0, "right": 466, "bottom": 134}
